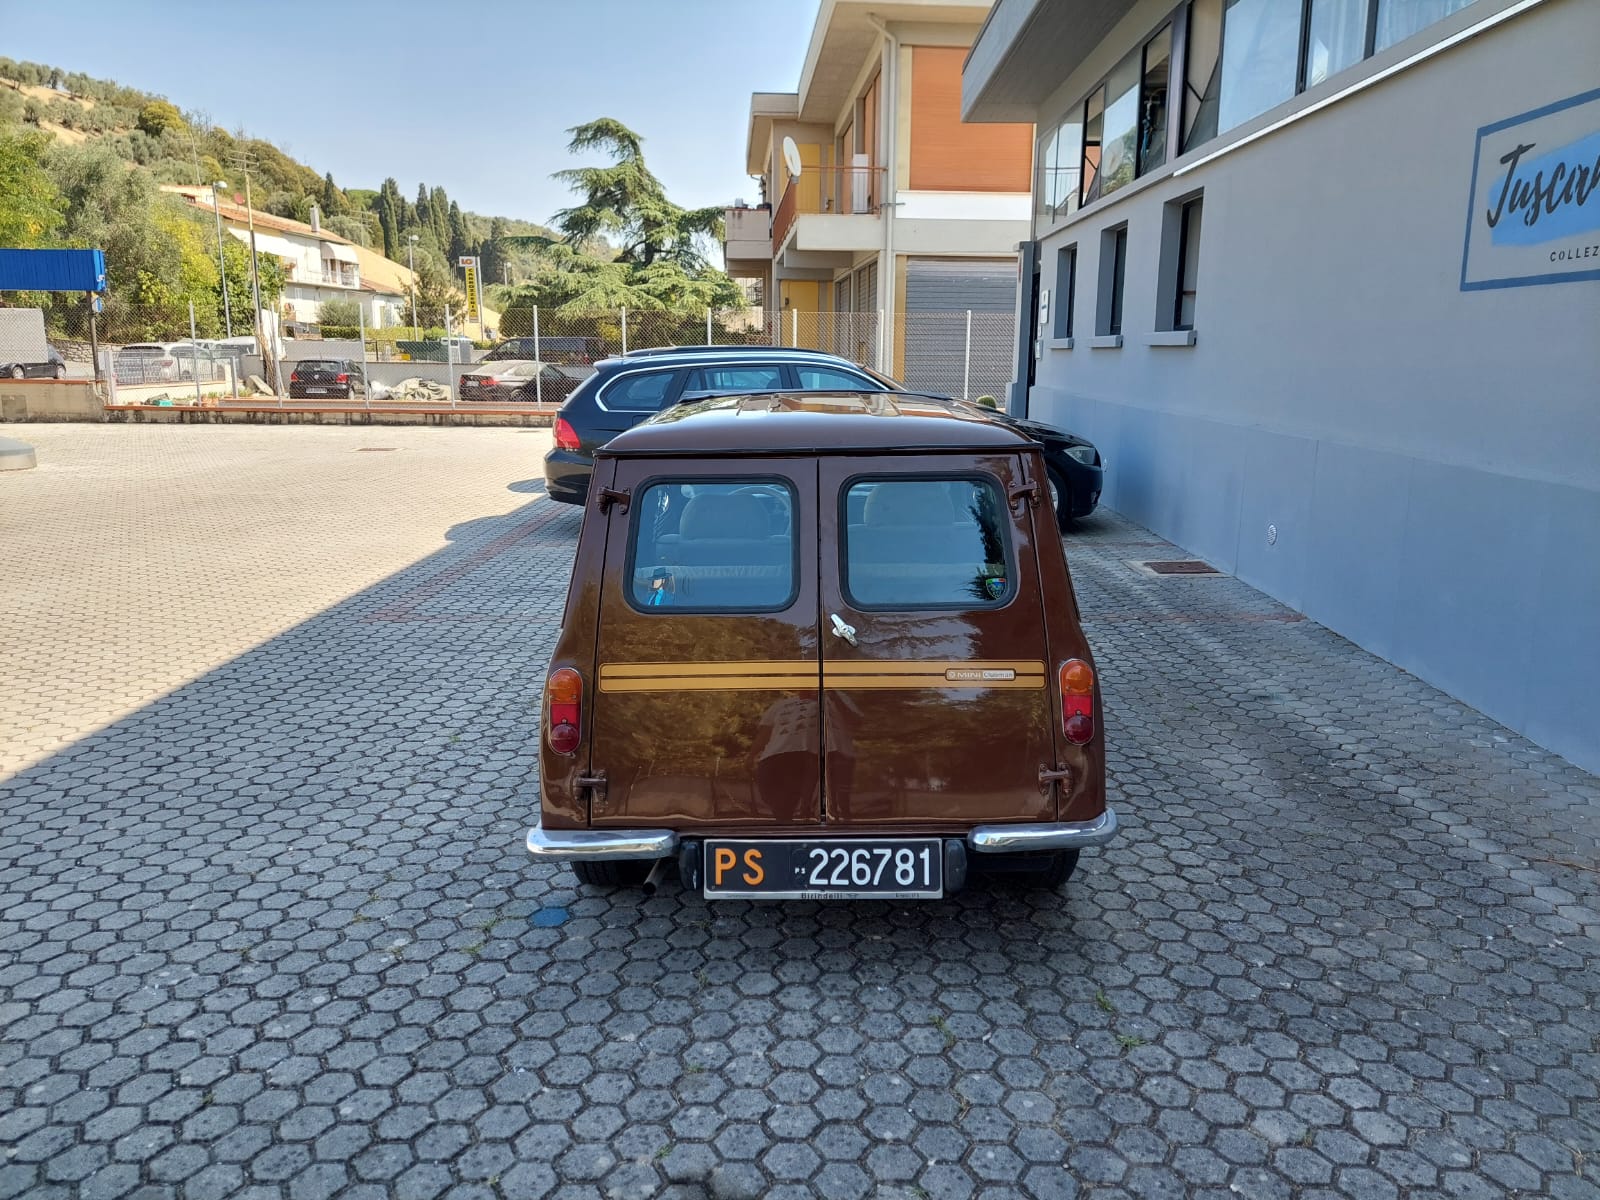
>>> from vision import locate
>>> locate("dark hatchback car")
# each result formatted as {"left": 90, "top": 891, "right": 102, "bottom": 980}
{"left": 3, "top": 344, "right": 67, "bottom": 380}
{"left": 545, "top": 348, "right": 1103, "bottom": 528}
{"left": 288, "top": 359, "right": 365, "bottom": 399}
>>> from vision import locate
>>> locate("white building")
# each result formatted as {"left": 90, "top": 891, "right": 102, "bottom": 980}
{"left": 163, "top": 186, "right": 410, "bottom": 330}
{"left": 962, "top": 0, "right": 1600, "bottom": 770}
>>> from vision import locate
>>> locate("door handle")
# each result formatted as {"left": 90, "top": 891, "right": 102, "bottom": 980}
{"left": 829, "top": 613, "right": 858, "bottom": 646}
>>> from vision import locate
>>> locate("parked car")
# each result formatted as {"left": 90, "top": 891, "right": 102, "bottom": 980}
{"left": 113, "top": 343, "right": 198, "bottom": 384}
{"left": 2, "top": 344, "right": 67, "bottom": 380}
{"left": 288, "top": 359, "right": 366, "bottom": 399}
{"left": 543, "top": 347, "right": 1104, "bottom": 528}
{"left": 525, "top": 390, "right": 1118, "bottom": 896}
{"left": 459, "top": 361, "right": 587, "bottom": 404}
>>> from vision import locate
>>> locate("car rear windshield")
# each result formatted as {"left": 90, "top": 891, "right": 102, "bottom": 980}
{"left": 299, "top": 361, "right": 344, "bottom": 371}
{"left": 628, "top": 480, "right": 797, "bottom": 612}
{"left": 120, "top": 346, "right": 166, "bottom": 356}
{"left": 841, "top": 477, "right": 1013, "bottom": 609}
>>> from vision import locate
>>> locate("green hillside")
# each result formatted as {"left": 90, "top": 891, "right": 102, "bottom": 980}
{"left": 0, "top": 56, "right": 559, "bottom": 336}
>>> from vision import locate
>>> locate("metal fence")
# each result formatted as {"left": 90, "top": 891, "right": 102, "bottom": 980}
{"left": 16, "top": 303, "right": 1016, "bottom": 406}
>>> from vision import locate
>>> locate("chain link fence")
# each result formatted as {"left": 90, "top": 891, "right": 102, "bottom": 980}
{"left": 9, "top": 302, "right": 1015, "bottom": 406}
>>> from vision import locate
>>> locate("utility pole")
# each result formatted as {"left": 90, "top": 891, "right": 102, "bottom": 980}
{"left": 408, "top": 235, "right": 419, "bottom": 340}
{"left": 210, "top": 181, "right": 233, "bottom": 338}
{"left": 241, "top": 162, "right": 274, "bottom": 393}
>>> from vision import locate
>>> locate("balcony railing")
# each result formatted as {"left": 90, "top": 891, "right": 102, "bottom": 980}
{"left": 771, "top": 165, "right": 886, "bottom": 249}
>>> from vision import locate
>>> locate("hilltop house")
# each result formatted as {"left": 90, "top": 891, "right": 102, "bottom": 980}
{"left": 163, "top": 185, "right": 410, "bottom": 330}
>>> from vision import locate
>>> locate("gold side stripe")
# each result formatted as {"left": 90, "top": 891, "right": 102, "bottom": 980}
{"left": 598, "top": 659, "right": 1047, "bottom": 693}
{"left": 824, "top": 677, "right": 1044, "bottom": 690}
{"left": 600, "top": 677, "right": 815, "bottom": 693}
{"left": 601, "top": 659, "right": 1045, "bottom": 678}
{"left": 601, "top": 661, "right": 817, "bottom": 679}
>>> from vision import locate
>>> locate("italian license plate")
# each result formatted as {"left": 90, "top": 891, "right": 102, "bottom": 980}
{"left": 703, "top": 839, "right": 943, "bottom": 900}
{"left": 305, "top": 386, "right": 326, "bottom": 395}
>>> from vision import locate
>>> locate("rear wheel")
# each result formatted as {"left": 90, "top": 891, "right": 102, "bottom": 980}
{"left": 1046, "top": 467, "right": 1074, "bottom": 532}
{"left": 571, "top": 860, "right": 652, "bottom": 888}
{"left": 53, "top": 365, "right": 66, "bottom": 380}
{"left": 975, "top": 849, "right": 1079, "bottom": 888}
{"left": 8, "top": 365, "right": 23, "bottom": 380}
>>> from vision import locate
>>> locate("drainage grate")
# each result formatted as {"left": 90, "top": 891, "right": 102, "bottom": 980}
{"left": 1126, "top": 558, "right": 1224, "bottom": 578}
{"left": 356, "top": 447, "right": 399, "bottom": 453}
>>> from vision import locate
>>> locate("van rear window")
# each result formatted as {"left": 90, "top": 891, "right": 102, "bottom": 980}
{"left": 628, "top": 480, "right": 797, "bottom": 612}
{"left": 842, "top": 477, "right": 1013, "bottom": 609}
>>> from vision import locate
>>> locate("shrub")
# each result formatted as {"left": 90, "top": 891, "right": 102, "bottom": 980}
{"left": 316, "top": 297, "right": 361, "bottom": 327}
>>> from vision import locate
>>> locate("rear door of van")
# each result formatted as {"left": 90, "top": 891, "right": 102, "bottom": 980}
{"left": 817, "top": 453, "right": 1058, "bottom": 826}
{"left": 585, "top": 458, "right": 823, "bottom": 828}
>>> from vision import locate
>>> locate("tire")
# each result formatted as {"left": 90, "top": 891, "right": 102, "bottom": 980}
{"left": 53, "top": 365, "right": 66, "bottom": 380}
{"left": 571, "top": 860, "right": 652, "bottom": 888}
{"left": 8, "top": 365, "right": 23, "bottom": 380}
{"left": 975, "top": 849, "right": 1079, "bottom": 888}
{"left": 1046, "top": 466, "right": 1074, "bottom": 532}
{"left": 1033, "top": 849, "right": 1080, "bottom": 888}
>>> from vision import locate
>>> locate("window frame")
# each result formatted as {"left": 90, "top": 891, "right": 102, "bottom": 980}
{"left": 680, "top": 363, "right": 788, "bottom": 394}
{"left": 1097, "top": 225, "right": 1129, "bottom": 338}
{"left": 1054, "top": 245, "right": 1078, "bottom": 340}
{"left": 1155, "top": 193, "right": 1203, "bottom": 333}
{"left": 1174, "top": 197, "right": 1203, "bottom": 331}
{"left": 837, "top": 472, "right": 1019, "bottom": 614}
{"left": 594, "top": 366, "right": 684, "bottom": 413}
{"left": 624, "top": 474, "right": 802, "bottom": 616}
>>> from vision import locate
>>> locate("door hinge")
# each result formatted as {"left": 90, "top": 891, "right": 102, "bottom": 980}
{"left": 1038, "top": 764, "right": 1073, "bottom": 795}
{"left": 596, "top": 488, "right": 630, "bottom": 515}
{"left": 1009, "top": 481, "right": 1040, "bottom": 512}
{"left": 577, "top": 771, "right": 608, "bottom": 815}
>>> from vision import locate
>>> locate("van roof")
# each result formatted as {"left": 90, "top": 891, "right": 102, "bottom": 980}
{"left": 599, "top": 392, "right": 1036, "bottom": 457}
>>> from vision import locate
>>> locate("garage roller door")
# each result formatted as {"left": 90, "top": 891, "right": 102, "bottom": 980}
{"left": 903, "top": 258, "right": 1017, "bottom": 398}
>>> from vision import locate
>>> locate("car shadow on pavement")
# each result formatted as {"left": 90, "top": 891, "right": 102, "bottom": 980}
{"left": 2, "top": 495, "right": 1598, "bottom": 1200}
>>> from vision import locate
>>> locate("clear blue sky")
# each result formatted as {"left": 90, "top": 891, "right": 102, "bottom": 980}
{"left": 0, "top": 0, "right": 819, "bottom": 226}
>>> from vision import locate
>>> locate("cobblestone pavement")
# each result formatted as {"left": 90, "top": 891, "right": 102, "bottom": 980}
{"left": 2, "top": 426, "right": 1598, "bottom": 1200}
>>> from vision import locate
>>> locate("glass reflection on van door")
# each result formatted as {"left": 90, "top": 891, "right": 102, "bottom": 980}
{"left": 841, "top": 478, "right": 1013, "bottom": 609}
{"left": 628, "top": 480, "right": 798, "bottom": 612}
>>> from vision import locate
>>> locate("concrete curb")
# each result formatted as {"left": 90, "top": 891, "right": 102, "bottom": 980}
{"left": 0, "top": 436, "right": 38, "bottom": 470}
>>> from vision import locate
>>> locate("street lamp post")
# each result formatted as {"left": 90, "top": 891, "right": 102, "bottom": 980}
{"left": 407, "top": 235, "right": 419, "bottom": 341}
{"left": 210, "top": 181, "right": 233, "bottom": 338}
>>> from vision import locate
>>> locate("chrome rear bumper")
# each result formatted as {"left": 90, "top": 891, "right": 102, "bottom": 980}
{"left": 527, "top": 807, "right": 1117, "bottom": 863}
{"left": 966, "top": 808, "right": 1119, "bottom": 853}
{"left": 526, "top": 826, "right": 678, "bottom": 861}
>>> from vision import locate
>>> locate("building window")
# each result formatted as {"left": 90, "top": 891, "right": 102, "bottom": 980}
{"left": 1305, "top": 0, "right": 1369, "bottom": 86}
{"left": 1156, "top": 196, "right": 1203, "bottom": 331}
{"left": 1082, "top": 87, "right": 1105, "bottom": 205}
{"left": 1218, "top": 0, "right": 1302, "bottom": 134}
{"left": 1374, "top": 0, "right": 1473, "bottom": 50}
{"left": 1185, "top": 0, "right": 1224, "bottom": 152}
{"left": 1039, "top": 117, "right": 1083, "bottom": 226}
{"left": 1099, "top": 52, "right": 1142, "bottom": 200}
{"left": 1054, "top": 245, "right": 1077, "bottom": 339}
{"left": 1139, "top": 26, "right": 1172, "bottom": 175}
{"left": 1097, "top": 226, "right": 1128, "bottom": 337}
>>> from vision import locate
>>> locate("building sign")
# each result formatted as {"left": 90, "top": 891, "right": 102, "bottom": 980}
{"left": 459, "top": 256, "right": 482, "bottom": 323}
{"left": 1461, "top": 88, "right": 1600, "bottom": 291}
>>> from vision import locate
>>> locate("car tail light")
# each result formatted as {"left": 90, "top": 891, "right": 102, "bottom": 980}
{"left": 554, "top": 417, "right": 580, "bottom": 451}
{"left": 335, "top": 373, "right": 349, "bottom": 383}
{"left": 1059, "top": 658, "right": 1095, "bottom": 745}
{"left": 290, "top": 372, "right": 301, "bottom": 383}
{"left": 546, "top": 667, "right": 582, "bottom": 756}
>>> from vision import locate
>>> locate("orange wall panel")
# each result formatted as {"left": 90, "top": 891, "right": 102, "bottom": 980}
{"left": 909, "top": 46, "right": 1032, "bottom": 192}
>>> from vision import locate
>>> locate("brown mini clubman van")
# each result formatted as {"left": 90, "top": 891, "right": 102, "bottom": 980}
{"left": 527, "top": 392, "right": 1118, "bottom": 899}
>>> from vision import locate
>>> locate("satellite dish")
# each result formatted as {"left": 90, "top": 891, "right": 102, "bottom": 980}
{"left": 782, "top": 136, "right": 803, "bottom": 180}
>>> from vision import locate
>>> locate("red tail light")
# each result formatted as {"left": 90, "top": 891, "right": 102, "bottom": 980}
{"left": 546, "top": 667, "right": 582, "bottom": 756}
{"left": 554, "top": 417, "right": 580, "bottom": 451}
{"left": 335, "top": 373, "right": 349, "bottom": 383}
{"left": 1060, "top": 658, "right": 1095, "bottom": 745}
{"left": 290, "top": 372, "right": 301, "bottom": 382}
